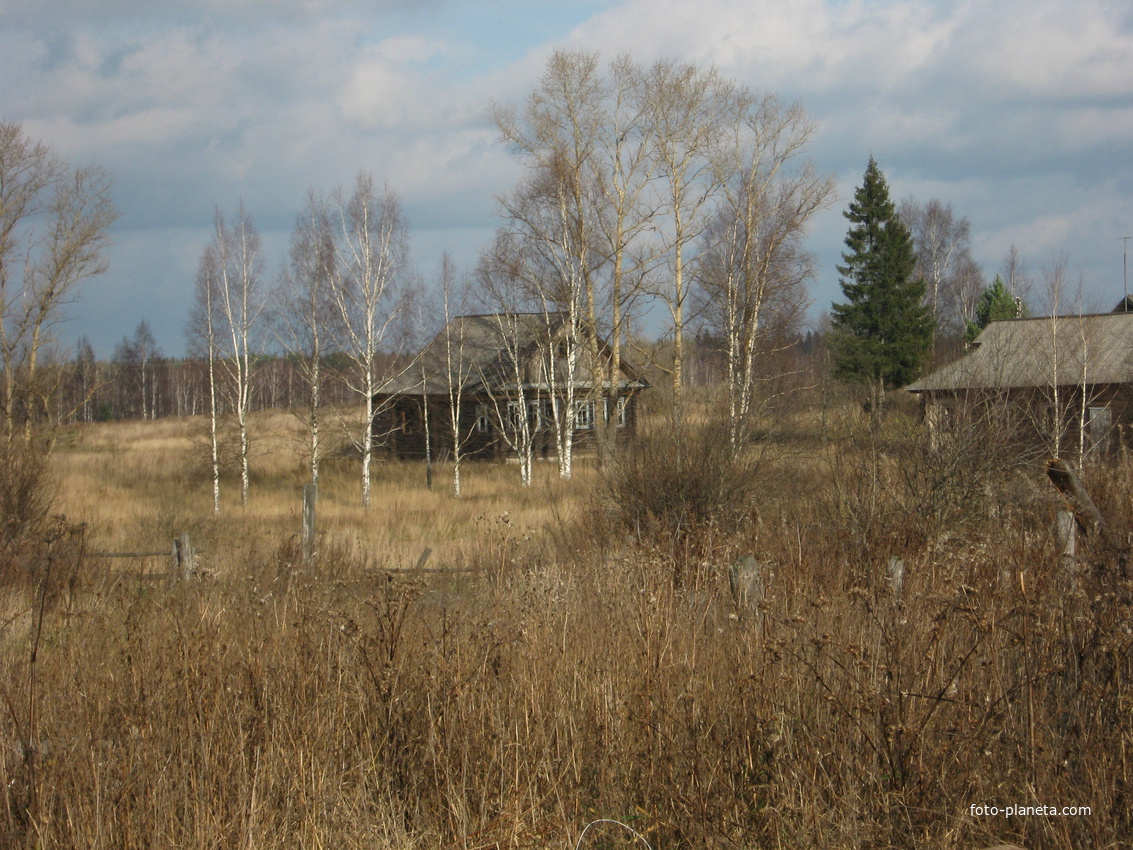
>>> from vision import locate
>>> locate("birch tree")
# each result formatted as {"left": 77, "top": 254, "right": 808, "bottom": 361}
{"left": 189, "top": 243, "right": 223, "bottom": 513}
{"left": 476, "top": 244, "right": 544, "bottom": 486}
{"left": 1000, "top": 245, "right": 1034, "bottom": 310}
{"left": 329, "top": 173, "right": 411, "bottom": 508}
{"left": 491, "top": 51, "right": 605, "bottom": 476}
{"left": 437, "top": 255, "right": 476, "bottom": 496}
{"left": 1036, "top": 255, "right": 1102, "bottom": 466}
{"left": 493, "top": 52, "right": 827, "bottom": 442}
{"left": 590, "top": 55, "right": 656, "bottom": 462}
{"left": 487, "top": 311, "right": 537, "bottom": 487}
{"left": 639, "top": 59, "right": 740, "bottom": 420}
{"left": 0, "top": 122, "right": 117, "bottom": 441}
{"left": 274, "top": 190, "right": 338, "bottom": 489}
{"left": 696, "top": 94, "right": 833, "bottom": 455}
{"left": 70, "top": 336, "right": 98, "bottom": 424}
{"left": 900, "top": 198, "right": 981, "bottom": 339}
{"left": 492, "top": 51, "right": 658, "bottom": 467}
{"left": 488, "top": 166, "right": 590, "bottom": 478}
{"left": 213, "top": 205, "right": 264, "bottom": 506}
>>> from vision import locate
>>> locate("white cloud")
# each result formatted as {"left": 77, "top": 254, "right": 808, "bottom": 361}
{"left": 4, "top": 0, "right": 1133, "bottom": 351}
{"left": 957, "top": 0, "right": 1133, "bottom": 100}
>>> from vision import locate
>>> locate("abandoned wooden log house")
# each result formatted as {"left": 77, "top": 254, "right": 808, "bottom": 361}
{"left": 372, "top": 312, "right": 648, "bottom": 460}
{"left": 906, "top": 302, "right": 1133, "bottom": 457}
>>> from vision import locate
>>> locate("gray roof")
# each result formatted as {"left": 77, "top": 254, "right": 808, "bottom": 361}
{"left": 907, "top": 311, "right": 1133, "bottom": 393}
{"left": 377, "top": 313, "right": 646, "bottom": 396}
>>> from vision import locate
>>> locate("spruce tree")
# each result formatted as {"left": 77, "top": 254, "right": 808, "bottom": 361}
{"left": 965, "top": 274, "right": 1021, "bottom": 342}
{"left": 830, "top": 157, "right": 933, "bottom": 394}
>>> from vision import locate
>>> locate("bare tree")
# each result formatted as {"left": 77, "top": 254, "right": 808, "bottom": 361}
{"left": 477, "top": 235, "right": 545, "bottom": 487}
{"left": 274, "top": 190, "right": 338, "bottom": 489}
{"left": 900, "top": 198, "right": 981, "bottom": 339}
{"left": 328, "top": 173, "right": 412, "bottom": 508}
{"left": 69, "top": 335, "right": 99, "bottom": 423}
{"left": 488, "top": 312, "right": 538, "bottom": 487}
{"left": 696, "top": 93, "right": 834, "bottom": 455}
{"left": 488, "top": 166, "right": 591, "bottom": 477}
{"left": 590, "top": 55, "right": 657, "bottom": 463}
{"left": 217, "top": 205, "right": 264, "bottom": 506}
{"left": 1001, "top": 244, "right": 1034, "bottom": 311}
{"left": 949, "top": 254, "right": 987, "bottom": 337}
{"left": 0, "top": 122, "right": 117, "bottom": 441}
{"left": 437, "top": 255, "right": 477, "bottom": 496}
{"left": 113, "top": 321, "right": 160, "bottom": 420}
{"left": 491, "top": 51, "right": 607, "bottom": 476}
{"left": 495, "top": 52, "right": 661, "bottom": 466}
{"left": 189, "top": 243, "right": 223, "bottom": 513}
{"left": 639, "top": 59, "right": 741, "bottom": 420}
{"left": 193, "top": 205, "right": 265, "bottom": 508}
{"left": 1036, "top": 255, "right": 1103, "bottom": 465}
{"left": 493, "top": 53, "right": 830, "bottom": 446}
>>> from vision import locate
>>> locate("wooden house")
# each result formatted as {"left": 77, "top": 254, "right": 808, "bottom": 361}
{"left": 372, "top": 313, "right": 648, "bottom": 460}
{"left": 905, "top": 306, "right": 1133, "bottom": 457}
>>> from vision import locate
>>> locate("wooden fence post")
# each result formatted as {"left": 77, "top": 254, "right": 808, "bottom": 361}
{"left": 1055, "top": 510, "right": 1077, "bottom": 560}
{"left": 887, "top": 556, "right": 905, "bottom": 598}
{"left": 729, "top": 555, "right": 764, "bottom": 621}
{"left": 172, "top": 534, "right": 194, "bottom": 579}
{"left": 1055, "top": 509, "right": 1079, "bottom": 590}
{"left": 302, "top": 483, "right": 317, "bottom": 564}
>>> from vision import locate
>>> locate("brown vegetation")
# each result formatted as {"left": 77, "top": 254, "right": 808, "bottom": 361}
{"left": 0, "top": 404, "right": 1129, "bottom": 848}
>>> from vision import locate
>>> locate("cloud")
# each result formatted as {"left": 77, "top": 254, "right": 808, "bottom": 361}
{"left": 4, "top": 0, "right": 1133, "bottom": 353}
{"left": 2, "top": 0, "right": 433, "bottom": 28}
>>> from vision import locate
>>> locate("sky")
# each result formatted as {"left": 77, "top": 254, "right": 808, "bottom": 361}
{"left": 4, "top": 0, "right": 1133, "bottom": 357}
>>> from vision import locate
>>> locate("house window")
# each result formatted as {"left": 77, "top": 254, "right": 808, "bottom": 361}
{"left": 540, "top": 399, "right": 557, "bottom": 430}
{"left": 506, "top": 400, "right": 524, "bottom": 432}
{"left": 528, "top": 399, "right": 545, "bottom": 431}
{"left": 1088, "top": 405, "right": 1113, "bottom": 454}
{"left": 574, "top": 400, "right": 594, "bottom": 430}
{"left": 474, "top": 403, "right": 490, "bottom": 434}
{"left": 616, "top": 396, "right": 628, "bottom": 428}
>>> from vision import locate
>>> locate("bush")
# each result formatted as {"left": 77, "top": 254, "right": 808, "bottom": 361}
{"left": 598, "top": 417, "right": 763, "bottom": 541}
{"left": 0, "top": 438, "right": 86, "bottom": 603}
{"left": 0, "top": 438, "right": 55, "bottom": 560}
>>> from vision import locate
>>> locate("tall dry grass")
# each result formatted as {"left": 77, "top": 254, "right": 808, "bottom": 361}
{"left": 0, "top": 408, "right": 1128, "bottom": 848}
{"left": 49, "top": 410, "right": 578, "bottom": 574}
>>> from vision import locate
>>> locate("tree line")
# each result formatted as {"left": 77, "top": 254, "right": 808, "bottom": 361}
{"left": 2, "top": 51, "right": 1060, "bottom": 507}
{"left": 173, "top": 50, "right": 844, "bottom": 506}
{"left": 63, "top": 328, "right": 361, "bottom": 425}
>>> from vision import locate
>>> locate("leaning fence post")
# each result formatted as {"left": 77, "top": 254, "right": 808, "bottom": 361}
{"left": 302, "top": 483, "right": 317, "bottom": 564}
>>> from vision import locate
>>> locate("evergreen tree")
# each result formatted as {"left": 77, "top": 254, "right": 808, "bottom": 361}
{"left": 965, "top": 274, "right": 1021, "bottom": 342}
{"left": 830, "top": 157, "right": 933, "bottom": 394}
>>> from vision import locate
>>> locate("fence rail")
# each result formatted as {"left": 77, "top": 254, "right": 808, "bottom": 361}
{"left": 86, "top": 534, "right": 195, "bottom": 580}
{"left": 88, "top": 551, "right": 169, "bottom": 559}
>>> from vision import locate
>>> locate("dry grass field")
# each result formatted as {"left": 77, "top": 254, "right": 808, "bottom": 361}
{"left": 1, "top": 406, "right": 1131, "bottom": 848}
{"left": 49, "top": 410, "right": 582, "bottom": 576}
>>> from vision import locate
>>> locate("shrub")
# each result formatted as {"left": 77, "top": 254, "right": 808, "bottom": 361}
{"left": 0, "top": 439, "right": 55, "bottom": 561}
{"left": 598, "top": 417, "right": 763, "bottom": 540}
